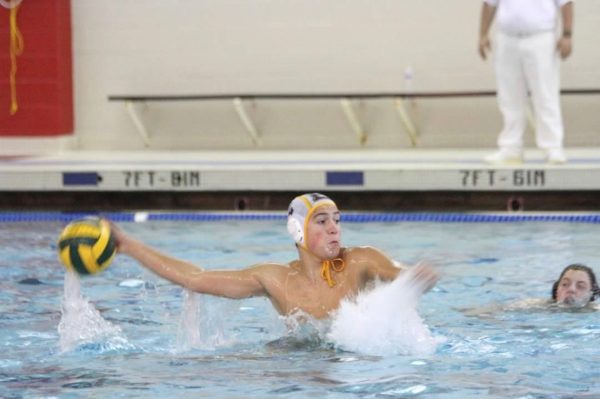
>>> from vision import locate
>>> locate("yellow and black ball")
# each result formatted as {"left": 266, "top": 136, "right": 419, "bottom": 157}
{"left": 57, "top": 217, "right": 116, "bottom": 275}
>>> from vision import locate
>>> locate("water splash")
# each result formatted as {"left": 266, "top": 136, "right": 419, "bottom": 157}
{"left": 273, "top": 310, "right": 331, "bottom": 349}
{"left": 176, "top": 289, "right": 202, "bottom": 351}
{"left": 58, "top": 271, "right": 129, "bottom": 352}
{"left": 328, "top": 267, "right": 440, "bottom": 356}
{"left": 175, "top": 290, "right": 234, "bottom": 351}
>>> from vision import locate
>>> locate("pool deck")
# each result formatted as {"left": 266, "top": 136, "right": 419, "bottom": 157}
{"left": 1, "top": 148, "right": 600, "bottom": 210}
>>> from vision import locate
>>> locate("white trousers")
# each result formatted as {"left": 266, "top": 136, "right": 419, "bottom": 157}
{"left": 494, "top": 31, "right": 564, "bottom": 151}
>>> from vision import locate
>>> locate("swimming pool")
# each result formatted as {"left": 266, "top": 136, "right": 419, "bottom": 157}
{"left": 2, "top": 212, "right": 599, "bottom": 398}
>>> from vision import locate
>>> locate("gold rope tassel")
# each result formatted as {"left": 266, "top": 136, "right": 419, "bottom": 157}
{"left": 320, "top": 258, "right": 346, "bottom": 288}
{"left": 9, "top": 2, "right": 24, "bottom": 115}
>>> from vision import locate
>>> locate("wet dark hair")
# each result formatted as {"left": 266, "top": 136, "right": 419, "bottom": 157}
{"left": 551, "top": 264, "right": 600, "bottom": 302}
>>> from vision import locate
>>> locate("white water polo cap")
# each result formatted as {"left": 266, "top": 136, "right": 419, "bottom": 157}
{"left": 287, "top": 193, "right": 337, "bottom": 247}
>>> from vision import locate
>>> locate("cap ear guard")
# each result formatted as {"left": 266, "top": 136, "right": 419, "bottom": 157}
{"left": 287, "top": 217, "right": 304, "bottom": 245}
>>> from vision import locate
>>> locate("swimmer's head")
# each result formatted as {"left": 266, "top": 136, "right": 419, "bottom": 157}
{"left": 287, "top": 193, "right": 337, "bottom": 248}
{"left": 552, "top": 264, "right": 599, "bottom": 307}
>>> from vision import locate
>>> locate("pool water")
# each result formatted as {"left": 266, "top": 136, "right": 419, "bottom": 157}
{"left": 1, "top": 214, "right": 599, "bottom": 398}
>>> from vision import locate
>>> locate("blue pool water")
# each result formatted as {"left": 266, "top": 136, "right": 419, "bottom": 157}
{"left": 1, "top": 213, "right": 600, "bottom": 398}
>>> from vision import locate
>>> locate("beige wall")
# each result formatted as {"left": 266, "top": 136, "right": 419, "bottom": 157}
{"left": 70, "top": 0, "right": 600, "bottom": 151}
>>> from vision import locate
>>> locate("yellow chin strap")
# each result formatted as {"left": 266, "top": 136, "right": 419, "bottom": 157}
{"left": 321, "top": 258, "right": 346, "bottom": 287}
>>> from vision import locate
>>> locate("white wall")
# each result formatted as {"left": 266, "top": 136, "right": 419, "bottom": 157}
{"left": 69, "top": 0, "right": 600, "bottom": 151}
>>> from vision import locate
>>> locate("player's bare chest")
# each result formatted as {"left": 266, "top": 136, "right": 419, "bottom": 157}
{"left": 282, "top": 277, "right": 355, "bottom": 316}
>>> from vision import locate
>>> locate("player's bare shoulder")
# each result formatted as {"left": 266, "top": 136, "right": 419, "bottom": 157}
{"left": 343, "top": 245, "right": 402, "bottom": 282}
{"left": 251, "top": 261, "right": 294, "bottom": 275}
{"left": 343, "top": 245, "right": 390, "bottom": 263}
{"left": 246, "top": 261, "right": 298, "bottom": 291}
{"left": 341, "top": 246, "right": 387, "bottom": 275}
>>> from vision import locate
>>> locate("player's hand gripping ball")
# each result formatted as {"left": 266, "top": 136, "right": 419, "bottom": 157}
{"left": 57, "top": 217, "right": 116, "bottom": 275}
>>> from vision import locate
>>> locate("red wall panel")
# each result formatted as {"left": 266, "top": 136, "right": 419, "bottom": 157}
{"left": 0, "top": 0, "right": 73, "bottom": 136}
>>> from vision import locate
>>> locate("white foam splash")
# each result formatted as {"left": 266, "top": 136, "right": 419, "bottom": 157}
{"left": 58, "top": 271, "right": 129, "bottom": 352}
{"left": 328, "top": 267, "right": 439, "bottom": 356}
{"left": 282, "top": 309, "right": 330, "bottom": 340}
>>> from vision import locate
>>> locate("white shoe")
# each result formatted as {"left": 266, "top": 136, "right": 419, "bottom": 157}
{"left": 483, "top": 149, "right": 523, "bottom": 165}
{"left": 546, "top": 149, "right": 567, "bottom": 164}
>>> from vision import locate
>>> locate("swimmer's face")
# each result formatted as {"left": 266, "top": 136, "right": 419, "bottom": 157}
{"left": 306, "top": 204, "right": 341, "bottom": 259}
{"left": 556, "top": 270, "right": 593, "bottom": 307}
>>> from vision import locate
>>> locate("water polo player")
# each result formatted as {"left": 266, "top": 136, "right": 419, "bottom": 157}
{"left": 109, "top": 193, "right": 438, "bottom": 319}
{"left": 552, "top": 264, "right": 600, "bottom": 308}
